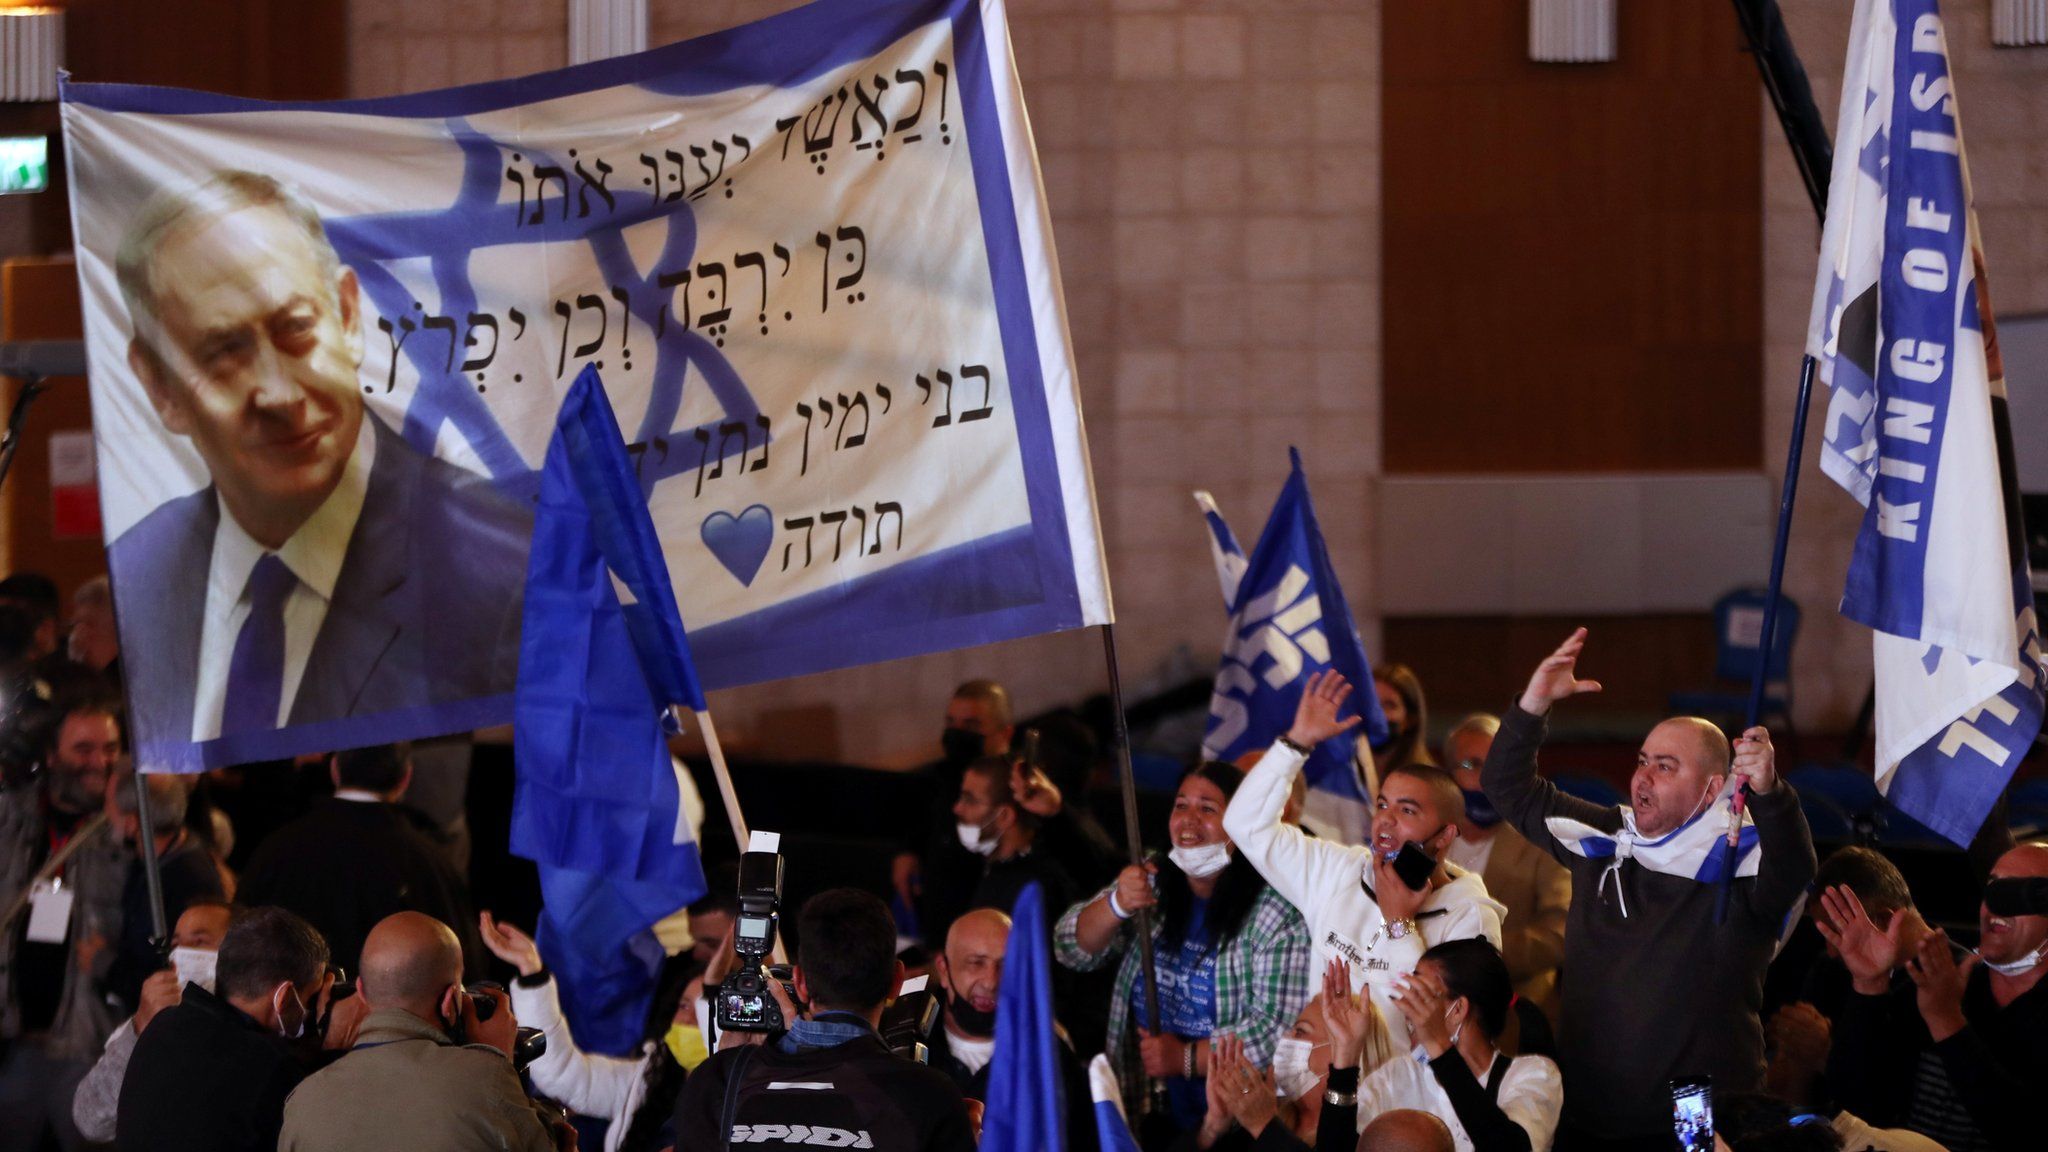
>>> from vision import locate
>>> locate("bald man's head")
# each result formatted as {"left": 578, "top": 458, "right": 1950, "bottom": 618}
{"left": 1982, "top": 842, "right": 2048, "bottom": 966}
{"left": 1357, "top": 1109, "right": 1454, "bottom": 1152}
{"left": 1631, "top": 717, "right": 1733, "bottom": 838}
{"left": 939, "top": 908, "right": 1009, "bottom": 1037}
{"left": 360, "top": 912, "right": 463, "bottom": 1021}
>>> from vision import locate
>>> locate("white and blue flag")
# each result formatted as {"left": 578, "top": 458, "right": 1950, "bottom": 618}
{"left": 1807, "top": 0, "right": 2044, "bottom": 845}
{"left": 62, "top": 0, "right": 1111, "bottom": 770}
{"left": 1197, "top": 450, "right": 1388, "bottom": 841}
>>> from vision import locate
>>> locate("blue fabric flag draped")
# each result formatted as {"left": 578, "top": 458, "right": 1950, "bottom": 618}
{"left": 512, "top": 364, "right": 709, "bottom": 1054}
{"left": 980, "top": 883, "right": 1064, "bottom": 1152}
{"left": 1198, "top": 451, "right": 1388, "bottom": 838}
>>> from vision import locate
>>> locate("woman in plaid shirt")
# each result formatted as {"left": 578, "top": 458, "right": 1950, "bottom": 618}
{"left": 1054, "top": 761, "right": 1312, "bottom": 1132}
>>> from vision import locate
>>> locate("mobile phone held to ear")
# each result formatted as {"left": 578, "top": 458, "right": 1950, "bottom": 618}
{"left": 1670, "top": 1076, "right": 1713, "bottom": 1152}
{"left": 1391, "top": 841, "right": 1437, "bottom": 891}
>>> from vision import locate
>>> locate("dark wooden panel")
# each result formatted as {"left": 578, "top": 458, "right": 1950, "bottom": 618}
{"left": 1382, "top": 1, "right": 1762, "bottom": 473}
{"left": 61, "top": 0, "right": 347, "bottom": 98}
{"left": 1382, "top": 613, "right": 1719, "bottom": 726}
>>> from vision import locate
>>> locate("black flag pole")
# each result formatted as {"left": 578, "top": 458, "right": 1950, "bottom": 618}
{"left": 1719, "top": 0, "right": 1832, "bottom": 921}
{"left": 1099, "top": 622, "right": 1166, "bottom": 1105}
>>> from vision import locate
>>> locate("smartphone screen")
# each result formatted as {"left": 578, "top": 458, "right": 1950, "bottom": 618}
{"left": 1671, "top": 1077, "right": 1713, "bottom": 1152}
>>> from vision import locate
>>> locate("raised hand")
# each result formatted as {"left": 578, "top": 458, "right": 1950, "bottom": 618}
{"left": 479, "top": 911, "right": 543, "bottom": 977}
{"left": 1212, "top": 1033, "right": 1280, "bottom": 1137}
{"left": 1904, "top": 929, "right": 1977, "bottom": 1042}
{"left": 1518, "top": 628, "right": 1604, "bottom": 716}
{"left": 1009, "top": 759, "right": 1064, "bottom": 818}
{"left": 1732, "top": 727, "right": 1778, "bottom": 794}
{"left": 1814, "top": 885, "right": 1910, "bottom": 995}
{"left": 1392, "top": 968, "right": 1453, "bottom": 1060}
{"left": 1320, "top": 959, "right": 1370, "bottom": 1070}
{"left": 1286, "top": 670, "right": 1364, "bottom": 748}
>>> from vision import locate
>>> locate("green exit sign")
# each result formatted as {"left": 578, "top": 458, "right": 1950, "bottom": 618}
{"left": 0, "top": 137, "right": 47, "bottom": 194}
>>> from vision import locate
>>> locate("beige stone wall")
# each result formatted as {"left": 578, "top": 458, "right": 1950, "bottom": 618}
{"left": 1765, "top": 0, "right": 2048, "bottom": 734}
{"left": 347, "top": 0, "right": 1382, "bottom": 766}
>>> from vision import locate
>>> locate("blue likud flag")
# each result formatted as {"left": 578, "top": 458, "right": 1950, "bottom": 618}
{"left": 1086, "top": 1055, "right": 1142, "bottom": 1152}
{"left": 1197, "top": 450, "right": 1389, "bottom": 841}
{"left": 980, "top": 883, "right": 1064, "bottom": 1152}
{"left": 1806, "top": 0, "right": 2045, "bottom": 845}
{"left": 513, "top": 364, "right": 709, "bottom": 1053}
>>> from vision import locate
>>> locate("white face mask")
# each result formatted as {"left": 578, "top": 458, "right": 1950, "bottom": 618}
{"left": 1168, "top": 841, "right": 1232, "bottom": 879}
{"left": 169, "top": 946, "right": 217, "bottom": 993}
{"left": 957, "top": 819, "right": 999, "bottom": 857}
{"left": 1272, "top": 1037, "right": 1324, "bottom": 1099}
{"left": 1978, "top": 939, "right": 2048, "bottom": 977}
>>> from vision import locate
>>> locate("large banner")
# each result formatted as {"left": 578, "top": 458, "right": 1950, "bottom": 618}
{"left": 1806, "top": 0, "right": 2043, "bottom": 844}
{"left": 62, "top": 0, "right": 1111, "bottom": 771}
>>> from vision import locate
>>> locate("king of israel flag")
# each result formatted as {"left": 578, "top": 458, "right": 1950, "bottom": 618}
{"left": 61, "top": 0, "right": 1111, "bottom": 772}
{"left": 1806, "top": 0, "right": 2044, "bottom": 845}
{"left": 1197, "top": 450, "right": 1388, "bottom": 843}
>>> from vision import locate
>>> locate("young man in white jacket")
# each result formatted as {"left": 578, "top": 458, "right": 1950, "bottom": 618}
{"left": 1222, "top": 671, "right": 1505, "bottom": 1057}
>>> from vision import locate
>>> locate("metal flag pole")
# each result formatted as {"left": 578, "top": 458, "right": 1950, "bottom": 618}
{"left": 1719, "top": 0, "right": 1832, "bottom": 922}
{"left": 1099, "top": 622, "right": 1166, "bottom": 1107}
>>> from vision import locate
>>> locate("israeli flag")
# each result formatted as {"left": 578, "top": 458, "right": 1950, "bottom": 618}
{"left": 1806, "top": 0, "right": 2044, "bottom": 845}
{"left": 1087, "top": 1055, "right": 1142, "bottom": 1152}
{"left": 1197, "top": 450, "right": 1388, "bottom": 841}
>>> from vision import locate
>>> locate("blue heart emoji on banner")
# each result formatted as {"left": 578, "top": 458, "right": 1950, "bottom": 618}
{"left": 700, "top": 505, "right": 775, "bottom": 586}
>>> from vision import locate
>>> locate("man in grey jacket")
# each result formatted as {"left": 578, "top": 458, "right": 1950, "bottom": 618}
{"left": 1482, "top": 629, "right": 1815, "bottom": 1152}
{"left": 0, "top": 697, "right": 129, "bottom": 1152}
{"left": 280, "top": 911, "right": 565, "bottom": 1152}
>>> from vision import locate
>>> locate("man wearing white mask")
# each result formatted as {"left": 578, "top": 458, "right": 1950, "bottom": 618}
{"left": 949, "top": 757, "right": 1077, "bottom": 929}
{"left": 1224, "top": 672, "right": 1505, "bottom": 1062}
{"left": 71, "top": 901, "right": 235, "bottom": 1141}
{"left": 1819, "top": 842, "right": 2048, "bottom": 1152}
{"left": 116, "top": 906, "right": 358, "bottom": 1152}
{"left": 1481, "top": 629, "right": 1815, "bottom": 1151}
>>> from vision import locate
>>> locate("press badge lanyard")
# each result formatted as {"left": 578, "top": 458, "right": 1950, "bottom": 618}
{"left": 0, "top": 813, "right": 108, "bottom": 938}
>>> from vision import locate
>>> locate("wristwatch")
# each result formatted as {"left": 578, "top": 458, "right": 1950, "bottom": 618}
{"left": 1384, "top": 917, "right": 1418, "bottom": 940}
{"left": 1325, "top": 1086, "right": 1358, "bottom": 1108}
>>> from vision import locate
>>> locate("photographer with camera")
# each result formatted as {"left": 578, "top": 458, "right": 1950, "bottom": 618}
{"left": 674, "top": 888, "right": 975, "bottom": 1152}
{"left": 116, "top": 905, "right": 356, "bottom": 1152}
{"left": 280, "top": 910, "right": 570, "bottom": 1152}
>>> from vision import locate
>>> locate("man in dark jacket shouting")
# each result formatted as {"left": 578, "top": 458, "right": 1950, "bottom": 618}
{"left": 1482, "top": 628, "right": 1816, "bottom": 1152}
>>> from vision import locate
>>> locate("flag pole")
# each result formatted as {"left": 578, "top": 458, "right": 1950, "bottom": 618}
{"left": 1720, "top": 0, "right": 1831, "bottom": 922}
{"left": 672, "top": 703, "right": 788, "bottom": 963}
{"left": 677, "top": 705, "right": 751, "bottom": 847}
{"left": 1098, "top": 623, "right": 1166, "bottom": 1102}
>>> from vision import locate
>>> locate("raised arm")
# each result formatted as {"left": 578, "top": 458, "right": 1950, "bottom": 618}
{"left": 1732, "top": 728, "right": 1816, "bottom": 926}
{"left": 1222, "top": 672, "right": 1368, "bottom": 911}
{"left": 1482, "top": 630, "right": 1620, "bottom": 857}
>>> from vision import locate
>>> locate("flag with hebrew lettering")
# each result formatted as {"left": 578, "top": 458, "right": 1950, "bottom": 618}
{"left": 60, "top": 0, "right": 1111, "bottom": 772}
{"left": 1805, "top": 0, "right": 2043, "bottom": 844}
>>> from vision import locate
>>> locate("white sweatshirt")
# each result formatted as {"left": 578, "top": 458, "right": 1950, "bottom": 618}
{"left": 1223, "top": 741, "right": 1507, "bottom": 1054}
{"left": 512, "top": 975, "right": 652, "bottom": 1152}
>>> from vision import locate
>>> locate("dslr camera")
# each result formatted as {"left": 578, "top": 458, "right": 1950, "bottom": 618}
{"left": 714, "top": 844, "right": 786, "bottom": 1034}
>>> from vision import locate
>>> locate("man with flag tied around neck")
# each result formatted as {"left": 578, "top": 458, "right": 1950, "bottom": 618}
{"left": 1481, "top": 629, "right": 1816, "bottom": 1152}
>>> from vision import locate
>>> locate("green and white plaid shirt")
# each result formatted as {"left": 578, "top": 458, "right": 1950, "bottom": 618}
{"left": 1055, "top": 878, "right": 1311, "bottom": 1112}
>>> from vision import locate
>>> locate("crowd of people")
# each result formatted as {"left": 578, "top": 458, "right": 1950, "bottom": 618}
{"left": 2, "top": 568, "right": 2045, "bottom": 1152}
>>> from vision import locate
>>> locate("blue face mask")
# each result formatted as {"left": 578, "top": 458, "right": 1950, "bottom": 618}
{"left": 1461, "top": 789, "right": 1502, "bottom": 829}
